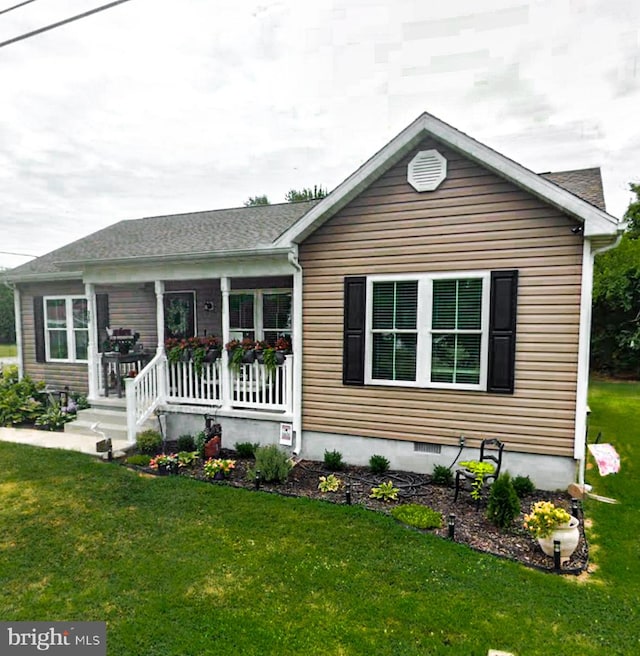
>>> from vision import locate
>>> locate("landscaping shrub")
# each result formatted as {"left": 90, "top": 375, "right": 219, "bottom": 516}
{"left": 486, "top": 472, "right": 521, "bottom": 529}
{"left": 136, "top": 429, "right": 163, "bottom": 455}
{"left": 177, "top": 434, "right": 196, "bottom": 451}
{"left": 369, "top": 454, "right": 390, "bottom": 474}
{"left": 0, "top": 368, "right": 44, "bottom": 426}
{"left": 391, "top": 504, "right": 442, "bottom": 529}
{"left": 177, "top": 451, "right": 199, "bottom": 468}
{"left": 323, "top": 449, "right": 345, "bottom": 471}
{"left": 512, "top": 474, "right": 536, "bottom": 498}
{"left": 370, "top": 481, "right": 399, "bottom": 502}
{"left": 234, "top": 441, "right": 259, "bottom": 459}
{"left": 126, "top": 454, "right": 151, "bottom": 467}
{"left": 250, "top": 445, "right": 293, "bottom": 483}
{"left": 34, "top": 403, "right": 74, "bottom": 431}
{"left": 431, "top": 464, "right": 453, "bottom": 486}
{"left": 318, "top": 474, "right": 343, "bottom": 493}
{"left": 194, "top": 431, "right": 208, "bottom": 458}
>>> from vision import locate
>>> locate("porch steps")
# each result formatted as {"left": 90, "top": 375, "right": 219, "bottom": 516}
{"left": 64, "top": 397, "right": 156, "bottom": 448}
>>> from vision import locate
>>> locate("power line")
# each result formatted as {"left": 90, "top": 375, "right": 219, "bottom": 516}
{"left": 0, "top": 0, "right": 134, "bottom": 49}
{"left": 0, "top": 0, "right": 39, "bottom": 17}
{"left": 0, "top": 251, "right": 37, "bottom": 258}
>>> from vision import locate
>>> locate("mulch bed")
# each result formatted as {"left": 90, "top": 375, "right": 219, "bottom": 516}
{"left": 135, "top": 448, "right": 589, "bottom": 574}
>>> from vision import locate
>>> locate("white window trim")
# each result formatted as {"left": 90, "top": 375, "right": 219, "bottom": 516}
{"left": 364, "top": 272, "right": 490, "bottom": 391}
{"left": 229, "top": 288, "right": 292, "bottom": 341}
{"left": 43, "top": 296, "right": 89, "bottom": 363}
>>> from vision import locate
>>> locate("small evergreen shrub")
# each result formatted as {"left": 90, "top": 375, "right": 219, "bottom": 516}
{"left": 323, "top": 449, "right": 345, "bottom": 471}
{"left": 177, "top": 434, "right": 195, "bottom": 451}
{"left": 369, "top": 454, "right": 390, "bottom": 474}
{"left": 431, "top": 465, "right": 453, "bottom": 486}
{"left": 194, "top": 431, "right": 208, "bottom": 458}
{"left": 136, "top": 429, "right": 163, "bottom": 455}
{"left": 126, "top": 454, "right": 151, "bottom": 467}
{"left": 512, "top": 475, "right": 536, "bottom": 498}
{"left": 250, "top": 445, "right": 293, "bottom": 483}
{"left": 391, "top": 504, "right": 442, "bottom": 529}
{"left": 235, "top": 441, "right": 259, "bottom": 459}
{"left": 486, "top": 472, "right": 521, "bottom": 529}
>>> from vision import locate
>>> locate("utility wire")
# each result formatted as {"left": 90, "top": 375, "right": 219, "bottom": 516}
{"left": 0, "top": 0, "right": 39, "bottom": 17}
{"left": 0, "top": 251, "right": 37, "bottom": 258}
{"left": 0, "top": 0, "right": 134, "bottom": 49}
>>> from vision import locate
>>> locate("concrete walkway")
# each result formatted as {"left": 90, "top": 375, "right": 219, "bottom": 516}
{"left": 0, "top": 426, "right": 130, "bottom": 457}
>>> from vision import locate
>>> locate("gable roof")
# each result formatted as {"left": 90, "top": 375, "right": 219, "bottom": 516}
{"left": 5, "top": 200, "right": 320, "bottom": 281}
{"left": 274, "top": 112, "right": 622, "bottom": 246}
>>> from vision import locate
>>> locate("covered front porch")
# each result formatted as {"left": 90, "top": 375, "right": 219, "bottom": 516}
{"left": 80, "top": 250, "right": 301, "bottom": 444}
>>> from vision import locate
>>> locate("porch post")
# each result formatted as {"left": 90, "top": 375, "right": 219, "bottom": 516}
{"left": 220, "top": 276, "right": 231, "bottom": 410}
{"left": 155, "top": 280, "right": 165, "bottom": 355}
{"left": 13, "top": 286, "right": 24, "bottom": 380}
{"left": 85, "top": 283, "right": 98, "bottom": 398}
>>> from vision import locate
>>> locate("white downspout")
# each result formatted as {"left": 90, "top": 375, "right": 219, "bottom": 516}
{"left": 575, "top": 232, "right": 624, "bottom": 486}
{"left": 288, "top": 247, "right": 303, "bottom": 456}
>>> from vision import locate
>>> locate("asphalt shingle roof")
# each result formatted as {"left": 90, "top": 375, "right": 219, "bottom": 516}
{"left": 6, "top": 166, "right": 607, "bottom": 280}
{"left": 540, "top": 167, "right": 606, "bottom": 211}
{"left": 7, "top": 200, "right": 320, "bottom": 277}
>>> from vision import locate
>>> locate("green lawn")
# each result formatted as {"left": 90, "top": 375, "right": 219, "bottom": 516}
{"left": 0, "top": 381, "right": 638, "bottom": 655}
{"left": 0, "top": 343, "right": 16, "bottom": 357}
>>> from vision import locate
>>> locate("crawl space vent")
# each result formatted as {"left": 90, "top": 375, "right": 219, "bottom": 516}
{"left": 407, "top": 149, "right": 447, "bottom": 192}
{"left": 413, "top": 442, "right": 442, "bottom": 454}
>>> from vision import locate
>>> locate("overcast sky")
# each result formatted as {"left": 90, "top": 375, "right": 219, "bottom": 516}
{"left": 1, "top": 0, "right": 639, "bottom": 270}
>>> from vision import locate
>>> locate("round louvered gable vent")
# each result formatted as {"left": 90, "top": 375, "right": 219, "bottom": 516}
{"left": 407, "top": 149, "right": 447, "bottom": 192}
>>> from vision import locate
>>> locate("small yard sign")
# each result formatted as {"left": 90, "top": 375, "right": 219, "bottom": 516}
{"left": 279, "top": 423, "right": 293, "bottom": 447}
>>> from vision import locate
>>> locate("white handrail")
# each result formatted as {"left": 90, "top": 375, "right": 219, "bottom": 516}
{"left": 125, "top": 352, "right": 166, "bottom": 443}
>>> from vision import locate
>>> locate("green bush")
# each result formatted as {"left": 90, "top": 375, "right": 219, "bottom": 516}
{"left": 250, "top": 445, "right": 293, "bottom": 483}
{"left": 369, "top": 454, "right": 390, "bottom": 474}
{"left": 235, "top": 441, "right": 259, "bottom": 459}
{"left": 0, "top": 370, "right": 44, "bottom": 426}
{"left": 177, "top": 434, "right": 195, "bottom": 451}
{"left": 323, "top": 449, "right": 345, "bottom": 471}
{"left": 34, "top": 403, "right": 73, "bottom": 431}
{"left": 126, "top": 454, "right": 151, "bottom": 467}
{"left": 136, "top": 429, "right": 163, "bottom": 455}
{"left": 391, "top": 504, "right": 442, "bottom": 529}
{"left": 486, "top": 472, "right": 521, "bottom": 529}
{"left": 194, "top": 431, "right": 208, "bottom": 458}
{"left": 512, "top": 474, "right": 536, "bottom": 498}
{"left": 431, "top": 464, "right": 453, "bottom": 486}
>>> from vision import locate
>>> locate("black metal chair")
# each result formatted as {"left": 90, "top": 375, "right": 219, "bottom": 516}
{"left": 454, "top": 438, "right": 504, "bottom": 508}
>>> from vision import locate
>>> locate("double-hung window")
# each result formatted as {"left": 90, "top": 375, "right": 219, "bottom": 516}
{"left": 44, "top": 297, "right": 89, "bottom": 362}
{"left": 365, "top": 273, "right": 490, "bottom": 391}
{"left": 229, "top": 290, "right": 292, "bottom": 344}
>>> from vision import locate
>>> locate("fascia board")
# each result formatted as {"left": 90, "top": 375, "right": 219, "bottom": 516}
{"left": 2, "top": 271, "right": 83, "bottom": 284}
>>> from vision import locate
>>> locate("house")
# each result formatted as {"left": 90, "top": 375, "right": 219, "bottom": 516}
{"left": 4, "top": 112, "right": 623, "bottom": 489}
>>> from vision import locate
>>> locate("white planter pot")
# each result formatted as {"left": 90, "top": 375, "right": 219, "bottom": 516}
{"left": 537, "top": 516, "right": 580, "bottom": 563}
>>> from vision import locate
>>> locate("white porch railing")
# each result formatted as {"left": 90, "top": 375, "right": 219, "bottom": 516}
{"left": 126, "top": 351, "right": 166, "bottom": 442}
{"left": 126, "top": 355, "right": 293, "bottom": 442}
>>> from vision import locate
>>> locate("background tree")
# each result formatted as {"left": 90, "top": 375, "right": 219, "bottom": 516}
{"left": 284, "top": 185, "right": 327, "bottom": 202}
{"left": 243, "top": 195, "right": 270, "bottom": 206}
{"left": 0, "top": 279, "right": 16, "bottom": 344}
{"left": 591, "top": 183, "right": 640, "bottom": 377}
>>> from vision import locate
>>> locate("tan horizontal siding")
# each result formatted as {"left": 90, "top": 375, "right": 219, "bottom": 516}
{"left": 298, "top": 138, "right": 583, "bottom": 458}
{"left": 18, "top": 281, "right": 89, "bottom": 393}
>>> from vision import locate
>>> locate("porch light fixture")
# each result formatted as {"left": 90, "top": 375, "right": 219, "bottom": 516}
{"left": 203, "top": 301, "right": 215, "bottom": 312}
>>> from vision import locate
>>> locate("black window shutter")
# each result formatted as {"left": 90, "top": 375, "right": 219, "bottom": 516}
{"left": 33, "top": 296, "right": 45, "bottom": 363}
{"left": 343, "top": 276, "right": 367, "bottom": 385}
{"left": 96, "top": 293, "right": 110, "bottom": 353}
{"left": 487, "top": 270, "right": 518, "bottom": 394}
